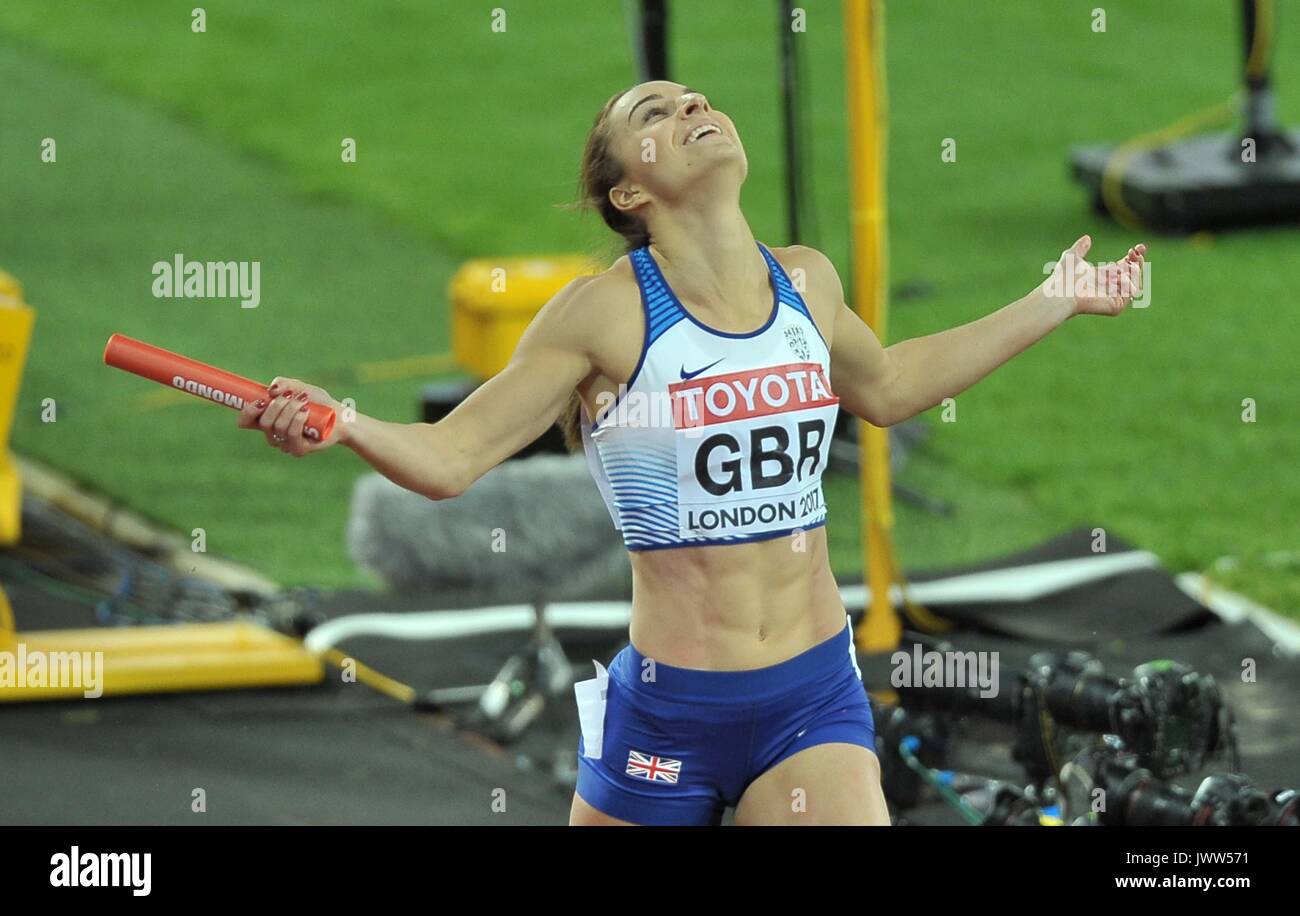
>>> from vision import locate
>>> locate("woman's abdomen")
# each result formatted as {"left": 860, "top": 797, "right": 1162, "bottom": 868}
{"left": 626, "top": 527, "right": 847, "bottom": 670}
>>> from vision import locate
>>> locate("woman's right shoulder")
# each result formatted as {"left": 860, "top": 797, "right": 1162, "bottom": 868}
{"left": 525, "top": 255, "right": 644, "bottom": 382}
{"left": 540, "top": 255, "right": 642, "bottom": 335}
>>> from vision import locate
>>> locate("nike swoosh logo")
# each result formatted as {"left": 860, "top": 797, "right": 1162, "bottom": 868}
{"left": 680, "top": 357, "right": 725, "bottom": 380}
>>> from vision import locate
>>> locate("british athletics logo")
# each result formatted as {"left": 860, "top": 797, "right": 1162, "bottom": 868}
{"left": 626, "top": 750, "right": 682, "bottom": 783}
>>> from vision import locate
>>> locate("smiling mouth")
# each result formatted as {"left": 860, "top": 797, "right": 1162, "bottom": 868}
{"left": 685, "top": 123, "right": 724, "bottom": 145}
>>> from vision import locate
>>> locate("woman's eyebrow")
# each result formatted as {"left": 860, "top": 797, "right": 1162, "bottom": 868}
{"left": 627, "top": 87, "right": 697, "bottom": 124}
{"left": 628, "top": 94, "right": 663, "bottom": 123}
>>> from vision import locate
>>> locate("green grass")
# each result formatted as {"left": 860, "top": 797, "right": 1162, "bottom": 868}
{"left": 0, "top": 0, "right": 1296, "bottom": 615}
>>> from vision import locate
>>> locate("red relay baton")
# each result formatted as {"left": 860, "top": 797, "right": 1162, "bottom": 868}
{"left": 104, "top": 333, "right": 337, "bottom": 442}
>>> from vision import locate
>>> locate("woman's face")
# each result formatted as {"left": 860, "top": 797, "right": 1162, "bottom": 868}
{"left": 605, "top": 81, "right": 748, "bottom": 218}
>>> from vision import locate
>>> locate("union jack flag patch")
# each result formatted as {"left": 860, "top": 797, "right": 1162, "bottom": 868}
{"left": 626, "top": 750, "right": 682, "bottom": 784}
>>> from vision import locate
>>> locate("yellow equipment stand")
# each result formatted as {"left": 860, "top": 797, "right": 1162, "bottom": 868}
{"left": 0, "top": 269, "right": 34, "bottom": 546}
{"left": 0, "top": 269, "right": 323, "bottom": 703}
{"left": 0, "top": 620, "right": 324, "bottom": 702}
{"left": 451, "top": 255, "right": 599, "bottom": 379}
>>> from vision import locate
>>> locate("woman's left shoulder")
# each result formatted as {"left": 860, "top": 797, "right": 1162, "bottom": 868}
{"left": 762, "top": 244, "right": 842, "bottom": 338}
{"left": 763, "top": 244, "right": 840, "bottom": 288}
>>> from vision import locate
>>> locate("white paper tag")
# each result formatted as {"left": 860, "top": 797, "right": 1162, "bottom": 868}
{"left": 573, "top": 660, "right": 610, "bottom": 760}
{"left": 845, "top": 612, "right": 864, "bottom": 682}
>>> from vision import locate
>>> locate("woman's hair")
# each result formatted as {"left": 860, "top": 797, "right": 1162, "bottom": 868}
{"left": 557, "top": 88, "right": 651, "bottom": 452}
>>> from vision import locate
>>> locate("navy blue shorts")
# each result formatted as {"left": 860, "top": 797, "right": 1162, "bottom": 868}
{"left": 573, "top": 614, "right": 876, "bottom": 826}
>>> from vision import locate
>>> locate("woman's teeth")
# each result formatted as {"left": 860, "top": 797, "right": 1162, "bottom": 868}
{"left": 686, "top": 124, "right": 722, "bottom": 144}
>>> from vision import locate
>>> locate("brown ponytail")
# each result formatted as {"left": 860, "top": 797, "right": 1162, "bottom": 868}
{"left": 557, "top": 88, "right": 651, "bottom": 452}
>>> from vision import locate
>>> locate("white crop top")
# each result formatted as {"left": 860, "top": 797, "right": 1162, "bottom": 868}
{"left": 581, "top": 242, "right": 839, "bottom": 551}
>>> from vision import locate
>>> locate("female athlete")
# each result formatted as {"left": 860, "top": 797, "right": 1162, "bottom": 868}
{"left": 239, "top": 81, "right": 1145, "bottom": 826}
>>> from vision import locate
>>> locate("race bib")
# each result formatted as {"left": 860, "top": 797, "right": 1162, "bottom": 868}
{"left": 668, "top": 362, "right": 838, "bottom": 539}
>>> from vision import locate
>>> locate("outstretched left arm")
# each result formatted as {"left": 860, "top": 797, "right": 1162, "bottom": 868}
{"left": 804, "top": 236, "right": 1146, "bottom": 427}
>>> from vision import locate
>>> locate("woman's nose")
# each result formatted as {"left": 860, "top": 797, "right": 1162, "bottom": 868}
{"left": 682, "top": 93, "right": 709, "bottom": 116}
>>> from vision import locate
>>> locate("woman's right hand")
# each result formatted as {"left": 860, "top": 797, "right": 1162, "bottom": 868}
{"left": 238, "top": 376, "right": 347, "bottom": 457}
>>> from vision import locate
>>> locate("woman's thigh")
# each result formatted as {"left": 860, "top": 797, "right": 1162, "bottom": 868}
{"left": 732, "top": 743, "right": 890, "bottom": 826}
{"left": 569, "top": 790, "right": 641, "bottom": 826}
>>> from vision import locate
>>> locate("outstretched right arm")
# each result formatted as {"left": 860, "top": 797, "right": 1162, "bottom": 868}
{"left": 348, "top": 276, "right": 600, "bottom": 499}
{"left": 244, "top": 275, "right": 601, "bottom": 500}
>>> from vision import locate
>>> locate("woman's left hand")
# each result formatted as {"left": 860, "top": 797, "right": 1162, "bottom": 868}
{"left": 1044, "top": 235, "right": 1147, "bottom": 317}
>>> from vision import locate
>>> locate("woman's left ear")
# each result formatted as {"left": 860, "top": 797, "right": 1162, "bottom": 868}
{"left": 608, "top": 184, "right": 644, "bottom": 215}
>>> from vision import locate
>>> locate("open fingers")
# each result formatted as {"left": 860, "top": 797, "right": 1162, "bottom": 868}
{"left": 1127, "top": 243, "right": 1145, "bottom": 295}
{"left": 1113, "top": 266, "right": 1133, "bottom": 304}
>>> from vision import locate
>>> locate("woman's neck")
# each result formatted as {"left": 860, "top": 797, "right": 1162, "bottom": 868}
{"left": 645, "top": 198, "right": 769, "bottom": 316}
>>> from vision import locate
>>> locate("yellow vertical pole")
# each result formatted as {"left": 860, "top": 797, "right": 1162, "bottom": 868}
{"left": 844, "top": 0, "right": 901, "bottom": 651}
